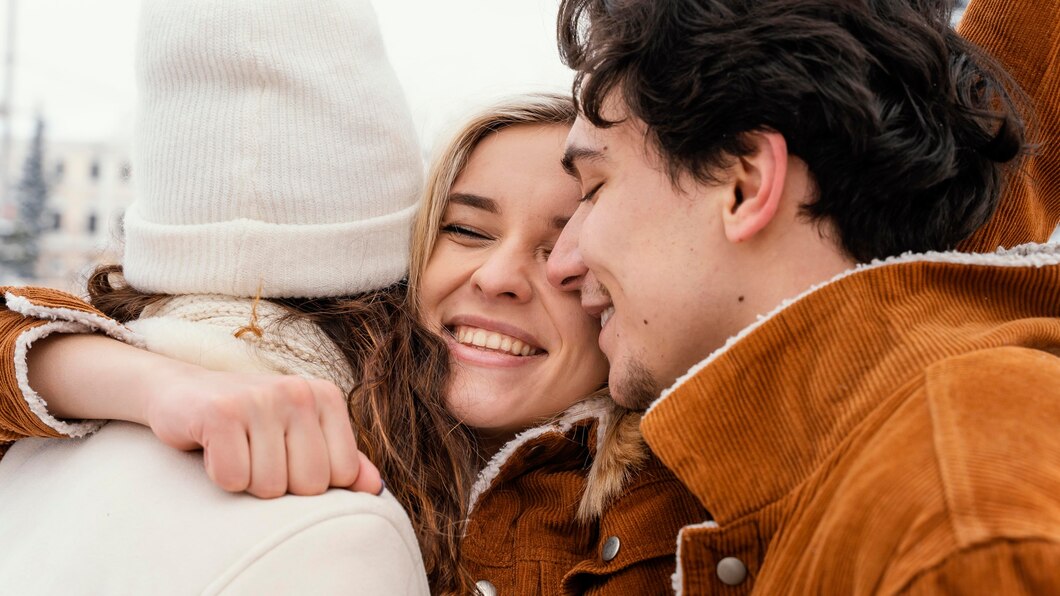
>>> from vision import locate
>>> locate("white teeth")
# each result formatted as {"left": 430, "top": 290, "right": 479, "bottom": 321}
{"left": 452, "top": 325, "right": 541, "bottom": 356}
{"left": 600, "top": 306, "right": 615, "bottom": 328}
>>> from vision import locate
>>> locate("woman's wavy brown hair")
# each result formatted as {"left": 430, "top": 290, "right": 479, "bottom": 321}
{"left": 86, "top": 264, "right": 478, "bottom": 594}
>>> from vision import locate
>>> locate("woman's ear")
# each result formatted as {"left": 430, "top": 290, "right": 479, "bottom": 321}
{"left": 722, "top": 132, "right": 788, "bottom": 243}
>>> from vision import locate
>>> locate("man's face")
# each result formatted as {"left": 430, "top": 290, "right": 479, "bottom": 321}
{"left": 549, "top": 111, "right": 753, "bottom": 409}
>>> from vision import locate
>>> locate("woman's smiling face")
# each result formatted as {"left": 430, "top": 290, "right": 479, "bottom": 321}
{"left": 418, "top": 123, "right": 609, "bottom": 440}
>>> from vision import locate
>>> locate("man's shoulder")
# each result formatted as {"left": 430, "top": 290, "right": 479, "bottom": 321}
{"left": 921, "top": 346, "right": 1060, "bottom": 544}
{"left": 923, "top": 345, "right": 1060, "bottom": 475}
{"left": 840, "top": 345, "right": 1060, "bottom": 543}
{"left": 775, "top": 346, "right": 1060, "bottom": 593}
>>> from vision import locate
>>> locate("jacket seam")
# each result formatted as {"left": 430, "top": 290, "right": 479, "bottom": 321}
{"left": 204, "top": 508, "right": 422, "bottom": 594}
{"left": 892, "top": 537, "right": 1060, "bottom": 594}
{"left": 923, "top": 373, "right": 964, "bottom": 548}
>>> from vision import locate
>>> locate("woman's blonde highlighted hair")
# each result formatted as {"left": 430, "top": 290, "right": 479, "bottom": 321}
{"left": 408, "top": 92, "right": 577, "bottom": 310}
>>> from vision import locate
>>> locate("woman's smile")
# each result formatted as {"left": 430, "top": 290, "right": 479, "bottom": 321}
{"left": 418, "top": 123, "right": 609, "bottom": 437}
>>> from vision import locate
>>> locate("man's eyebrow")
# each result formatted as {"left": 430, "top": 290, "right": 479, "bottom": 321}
{"left": 447, "top": 192, "right": 499, "bottom": 214}
{"left": 552, "top": 215, "right": 570, "bottom": 231}
{"left": 561, "top": 145, "right": 607, "bottom": 178}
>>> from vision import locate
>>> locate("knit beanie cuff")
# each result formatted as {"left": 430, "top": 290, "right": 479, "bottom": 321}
{"left": 122, "top": 202, "right": 415, "bottom": 298}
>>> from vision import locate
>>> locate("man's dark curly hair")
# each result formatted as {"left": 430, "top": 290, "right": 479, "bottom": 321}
{"left": 558, "top": 0, "right": 1027, "bottom": 262}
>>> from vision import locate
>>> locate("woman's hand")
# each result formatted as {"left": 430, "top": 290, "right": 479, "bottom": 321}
{"left": 27, "top": 333, "right": 381, "bottom": 498}
{"left": 147, "top": 368, "right": 382, "bottom": 499}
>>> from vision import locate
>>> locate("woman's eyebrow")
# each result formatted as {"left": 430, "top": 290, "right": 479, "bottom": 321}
{"left": 448, "top": 193, "right": 499, "bottom": 213}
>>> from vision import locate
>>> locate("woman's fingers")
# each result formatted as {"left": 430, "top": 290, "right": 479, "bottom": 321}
{"left": 202, "top": 422, "right": 252, "bottom": 493}
{"left": 348, "top": 451, "right": 384, "bottom": 495}
{"left": 246, "top": 413, "right": 289, "bottom": 499}
{"left": 285, "top": 408, "right": 332, "bottom": 496}
{"left": 312, "top": 379, "right": 362, "bottom": 490}
{"left": 154, "top": 370, "right": 380, "bottom": 498}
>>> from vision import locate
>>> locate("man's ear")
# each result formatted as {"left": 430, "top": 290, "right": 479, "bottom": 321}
{"left": 722, "top": 132, "right": 788, "bottom": 243}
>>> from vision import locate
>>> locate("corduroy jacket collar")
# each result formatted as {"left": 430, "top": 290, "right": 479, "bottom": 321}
{"left": 641, "top": 244, "right": 1060, "bottom": 525}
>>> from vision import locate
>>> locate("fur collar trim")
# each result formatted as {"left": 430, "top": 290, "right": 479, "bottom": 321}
{"left": 468, "top": 396, "right": 648, "bottom": 522}
{"left": 5, "top": 291, "right": 147, "bottom": 438}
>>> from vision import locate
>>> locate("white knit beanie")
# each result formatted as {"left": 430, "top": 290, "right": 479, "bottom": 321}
{"left": 122, "top": 0, "right": 422, "bottom": 298}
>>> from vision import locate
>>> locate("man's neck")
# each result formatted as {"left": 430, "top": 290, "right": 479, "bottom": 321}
{"left": 731, "top": 202, "right": 856, "bottom": 350}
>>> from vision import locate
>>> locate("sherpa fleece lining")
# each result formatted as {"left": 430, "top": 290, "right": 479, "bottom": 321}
{"left": 6, "top": 292, "right": 146, "bottom": 437}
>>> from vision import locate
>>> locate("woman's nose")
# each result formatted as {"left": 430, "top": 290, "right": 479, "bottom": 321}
{"left": 470, "top": 247, "right": 534, "bottom": 303}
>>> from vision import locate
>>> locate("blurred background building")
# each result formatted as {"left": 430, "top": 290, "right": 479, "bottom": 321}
{"left": 0, "top": 130, "right": 133, "bottom": 288}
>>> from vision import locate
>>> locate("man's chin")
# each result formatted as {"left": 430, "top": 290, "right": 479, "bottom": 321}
{"left": 610, "top": 361, "right": 661, "bottom": 411}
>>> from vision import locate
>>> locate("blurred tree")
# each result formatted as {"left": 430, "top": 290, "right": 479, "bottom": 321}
{"left": 0, "top": 116, "right": 49, "bottom": 280}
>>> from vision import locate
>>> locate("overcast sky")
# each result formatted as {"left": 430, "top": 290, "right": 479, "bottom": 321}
{"left": 0, "top": 0, "right": 574, "bottom": 149}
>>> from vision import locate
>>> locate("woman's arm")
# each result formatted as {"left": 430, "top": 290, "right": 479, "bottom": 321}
{"left": 0, "top": 287, "right": 381, "bottom": 497}
{"left": 26, "top": 333, "right": 165, "bottom": 424}
{"left": 29, "top": 333, "right": 382, "bottom": 497}
{"left": 0, "top": 286, "right": 136, "bottom": 442}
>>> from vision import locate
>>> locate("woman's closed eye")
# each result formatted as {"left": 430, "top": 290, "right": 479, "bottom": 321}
{"left": 441, "top": 223, "right": 492, "bottom": 243}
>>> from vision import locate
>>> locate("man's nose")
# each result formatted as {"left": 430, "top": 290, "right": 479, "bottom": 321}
{"left": 547, "top": 204, "right": 589, "bottom": 291}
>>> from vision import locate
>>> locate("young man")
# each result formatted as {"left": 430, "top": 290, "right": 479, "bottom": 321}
{"left": 548, "top": 0, "right": 1060, "bottom": 593}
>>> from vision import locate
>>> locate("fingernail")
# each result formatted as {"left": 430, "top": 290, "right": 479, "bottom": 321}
{"left": 376, "top": 478, "right": 387, "bottom": 496}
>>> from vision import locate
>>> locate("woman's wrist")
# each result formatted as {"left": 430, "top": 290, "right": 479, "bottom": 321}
{"left": 27, "top": 333, "right": 196, "bottom": 426}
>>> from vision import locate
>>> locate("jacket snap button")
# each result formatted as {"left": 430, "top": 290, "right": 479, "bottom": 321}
{"left": 602, "top": 536, "right": 621, "bottom": 562}
{"left": 476, "top": 579, "right": 497, "bottom": 596}
{"left": 716, "top": 557, "right": 748, "bottom": 586}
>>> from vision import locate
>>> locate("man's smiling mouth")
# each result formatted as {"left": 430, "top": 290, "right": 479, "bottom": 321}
{"left": 600, "top": 306, "right": 615, "bottom": 328}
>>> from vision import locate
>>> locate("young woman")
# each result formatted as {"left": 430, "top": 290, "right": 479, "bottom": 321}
{"left": 0, "top": 92, "right": 706, "bottom": 594}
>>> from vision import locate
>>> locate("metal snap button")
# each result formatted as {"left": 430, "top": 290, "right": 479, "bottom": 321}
{"left": 716, "top": 556, "right": 748, "bottom": 586}
{"left": 602, "top": 535, "right": 621, "bottom": 562}
{"left": 475, "top": 579, "right": 497, "bottom": 596}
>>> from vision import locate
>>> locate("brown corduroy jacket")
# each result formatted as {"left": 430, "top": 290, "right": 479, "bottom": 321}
{"left": 645, "top": 246, "right": 1060, "bottom": 594}
{"left": 0, "top": 287, "right": 707, "bottom": 595}
{"left": 463, "top": 397, "right": 706, "bottom": 594}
